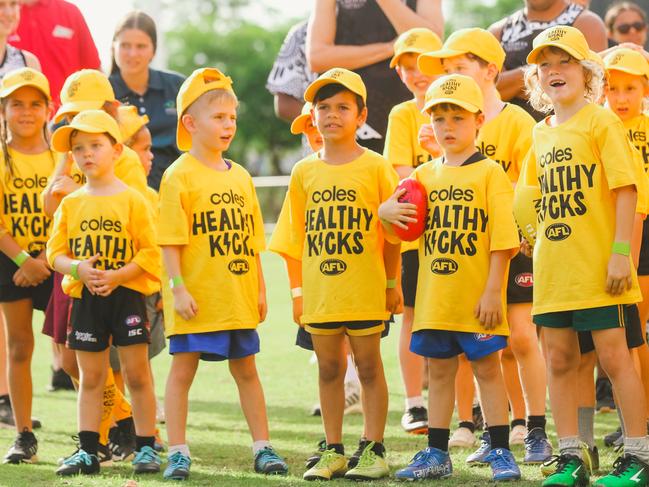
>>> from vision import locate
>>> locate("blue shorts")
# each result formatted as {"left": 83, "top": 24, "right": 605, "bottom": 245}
{"left": 169, "top": 329, "right": 260, "bottom": 361}
{"left": 410, "top": 329, "right": 508, "bottom": 361}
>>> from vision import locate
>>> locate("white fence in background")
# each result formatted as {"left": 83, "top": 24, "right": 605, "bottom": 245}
{"left": 252, "top": 175, "right": 289, "bottom": 232}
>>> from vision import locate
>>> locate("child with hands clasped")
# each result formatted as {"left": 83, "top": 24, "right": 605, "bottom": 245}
{"left": 158, "top": 68, "right": 287, "bottom": 481}
{"left": 522, "top": 26, "right": 649, "bottom": 487}
{"left": 381, "top": 74, "right": 522, "bottom": 483}
{"left": 47, "top": 110, "right": 161, "bottom": 477}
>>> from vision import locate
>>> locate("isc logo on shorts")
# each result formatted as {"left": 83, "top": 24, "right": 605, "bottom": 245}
{"left": 474, "top": 333, "right": 494, "bottom": 342}
{"left": 228, "top": 259, "right": 250, "bottom": 275}
{"left": 320, "top": 259, "right": 347, "bottom": 276}
{"left": 125, "top": 315, "right": 142, "bottom": 327}
{"left": 545, "top": 223, "right": 572, "bottom": 241}
{"left": 128, "top": 329, "right": 143, "bottom": 337}
{"left": 515, "top": 273, "right": 534, "bottom": 288}
{"left": 430, "top": 258, "right": 458, "bottom": 275}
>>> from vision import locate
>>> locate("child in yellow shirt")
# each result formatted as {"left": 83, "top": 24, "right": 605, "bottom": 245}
{"left": 47, "top": 110, "right": 161, "bottom": 476}
{"left": 158, "top": 68, "right": 287, "bottom": 481}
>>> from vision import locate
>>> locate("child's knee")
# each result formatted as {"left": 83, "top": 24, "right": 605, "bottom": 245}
{"left": 472, "top": 357, "right": 501, "bottom": 383}
{"left": 8, "top": 337, "right": 33, "bottom": 363}
{"left": 123, "top": 368, "right": 151, "bottom": 392}
{"left": 81, "top": 369, "right": 106, "bottom": 390}
{"left": 355, "top": 359, "right": 381, "bottom": 384}
{"left": 230, "top": 359, "right": 259, "bottom": 383}
{"left": 547, "top": 347, "right": 579, "bottom": 375}
{"left": 597, "top": 346, "right": 632, "bottom": 378}
{"left": 318, "top": 359, "right": 344, "bottom": 383}
{"left": 509, "top": 330, "right": 535, "bottom": 357}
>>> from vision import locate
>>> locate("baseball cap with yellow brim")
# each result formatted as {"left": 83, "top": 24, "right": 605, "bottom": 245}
{"left": 118, "top": 105, "right": 150, "bottom": 142}
{"left": 418, "top": 28, "right": 506, "bottom": 76}
{"left": 304, "top": 68, "right": 367, "bottom": 104}
{"left": 604, "top": 48, "right": 649, "bottom": 78}
{"left": 527, "top": 25, "right": 601, "bottom": 64}
{"left": 0, "top": 68, "right": 51, "bottom": 101}
{"left": 422, "top": 74, "right": 484, "bottom": 114}
{"left": 54, "top": 70, "right": 116, "bottom": 123}
{"left": 390, "top": 28, "right": 443, "bottom": 68}
{"left": 176, "top": 67, "right": 235, "bottom": 151}
{"left": 52, "top": 110, "right": 123, "bottom": 153}
{"left": 290, "top": 102, "right": 314, "bottom": 135}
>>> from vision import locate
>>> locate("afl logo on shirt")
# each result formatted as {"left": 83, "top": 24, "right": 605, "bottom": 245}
{"left": 430, "top": 258, "right": 458, "bottom": 275}
{"left": 515, "top": 273, "right": 534, "bottom": 288}
{"left": 320, "top": 259, "right": 347, "bottom": 276}
{"left": 545, "top": 223, "right": 572, "bottom": 241}
{"left": 125, "top": 315, "right": 142, "bottom": 327}
{"left": 474, "top": 333, "right": 495, "bottom": 342}
{"left": 228, "top": 259, "right": 250, "bottom": 275}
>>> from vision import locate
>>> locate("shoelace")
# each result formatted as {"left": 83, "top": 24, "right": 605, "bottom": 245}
{"left": 525, "top": 432, "right": 547, "bottom": 452}
{"left": 487, "top": 450, "right": 514, "bottom": 471}
{"left": 63, "top": 449, "right": 93, "bottom": 466}
{"left": 134, "top": 446, "right": 160, "bottom": 465}
{"left": 257, "top": 447, "right": 284, "bottom": 465}
{"left": 169, "top": 451, "right": 191, "bottom": 470}
{"left": 356, "top": 443, "right": 377, "bottom": 468}
{"left": 410, "top": 449, "right": 436, "bottom": 467}
{"left": 609, "top": 455, "right": 639, "bottom": 478}
{"left": 316, "top": 449, "right": 342, "bottom": 467}
{"left": 543, "top": 455, "right": 578, "bottom": 474}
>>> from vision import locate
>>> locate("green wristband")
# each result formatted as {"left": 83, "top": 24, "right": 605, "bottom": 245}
{"left": 386, "top": 278, "right": 397, "bottom": 289}
{"left": 612, "top": 241, "right": 631, "bottom": 256}
{"left": 70, "top": 260, "right": 80, "bottom": 280}
{"left": 12, "top": 250, "right": 30, "bottom": 267}
{"left": 169, "top": 275, "right": 184, "bottom": 289}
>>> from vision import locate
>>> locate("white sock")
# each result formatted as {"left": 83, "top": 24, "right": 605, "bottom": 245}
{"left": 624, "top": 436, "right": 649, "bottom": 463}
{"left": 405, "top": 396, "right": 425, "bottom": 410}
{"left": 168, "top": 444, "right": 191, "bottom": 458}
{"left": 252, "top": 440, "right": 271, "bottom": 455}
{"left": 344, "top": 354, "right": 359, "bottom": 384}
{"left": 558, "top": 436, "right": 582, "bottom": 459}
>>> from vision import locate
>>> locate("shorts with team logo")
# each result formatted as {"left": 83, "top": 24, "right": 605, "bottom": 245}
{"left": 410, "top": 329, "right": 508, "bottom": 361}
{"left": 67, "top": 286, "right": 150, "bottom": 352}
{"left": 577, "top": 304, "right": 643, "bottom": 354}
{"left": 506, "top": 252, "right": 533, "bottom": 304}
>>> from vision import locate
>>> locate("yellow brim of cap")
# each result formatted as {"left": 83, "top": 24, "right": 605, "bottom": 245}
{"left": 390, "top": 48, "right": 429, "bottom": 68}
{"left": 418, "top": 48, "right": 466, "bottom": 75}
{"left": 526, "top": 42, "right": 585, "bottom": 64}
{"left": 303, "top": 79, "right": 365, "bottom": 103}
{"left": 606, "top": 65, "right": 648, "bottom": 77}
{"left": 290, "top": 113, "right": 310, "bottom": 135}
{"left": 176, "top": 123, "right": 191, "bottom": 151}
{"left": 54, "top": 100, "right": 105, "bottom": 123}
{"left": 422, "top": 97, "right": 481, "bottom": 114}
{"left": 52, "top": 123, "right": 116, "bottom": 153}
{"left": 0, "top": 83, "right": 51, "bottom": 101}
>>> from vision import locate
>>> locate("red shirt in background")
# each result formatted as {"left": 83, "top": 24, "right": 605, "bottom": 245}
{"left": 9, "top": 0, "right": 100, "bottom": 110}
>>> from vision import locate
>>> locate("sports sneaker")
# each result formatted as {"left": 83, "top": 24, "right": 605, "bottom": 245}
{"left": 55, "top": 449, "right": 100, "bottom": 476}
{"left": 524, "top": 427, "right": 553, "bottom": 464}
{"left": 510, "top": 424, "right": 527, "bottom": 445}
{"left": 348, "top": 438, "right": 369, "bottom": 469}
{"left": 3, "top": 429, "right": 37, "bottom": 464}
{"left": 449, "top": 427, "right": 477, "bottom": 448}
{"left": 542, "top": 455, "right": 589, "bottom": 487}
{"left": 344, "top": 381, "right": 362, "bottom": 415}
{"left": 58, "top": 437, "right": 113, "bottom": 467}
{"left": 401, "top": 406, "right": 428, "bottom": 435}
{"left": 394, "top": 447, "right": 452, "bottom": 481}
{"left": 605, "top": 427, "right": 623, "bottom": 448}
{"left": 344, "top": 442, "right": 389, "bottom": 481}
{"left": 485, "top": 448, "right": 521, "bottom": 481}
{"left": 594, "top": 455, "right": 649, "bottom": 486}
{"left": 48, "top": 367, "right": 75, "bottom": 392}
{"left": 466, "top": 432, "right": 491, "bottom": 465}
{"left": 303, "top": 449, "right": 347, "bottom": 481}
{"left": 305, "top": 439, "right": 327, "bottom": 469}
{"left": 164, "top": 451, "right": 191, "bottom": 481}
{"left": 108, "top": 424, "right": 136, "bottom": 461}
{"left": 254, "top": 446, "right": 288, "bottom": 475}
{"left": 132, "top": 445, "right": 161, "bottom": 474}
{"left": 596, "top": 378, "right": 616, "bottom": 413}
{"left": 311, "top": 404, "right": 321, "bottom": 416}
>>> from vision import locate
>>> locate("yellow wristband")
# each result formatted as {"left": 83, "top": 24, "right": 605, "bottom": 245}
{"left": 386, "top": 279, "right": 397, "bottom": 289}
{"left": 12, "top": 250, "right": 30, "bottom": 267}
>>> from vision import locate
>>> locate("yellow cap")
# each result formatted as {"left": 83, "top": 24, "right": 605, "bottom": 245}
{"left": 304, "top": 68, "right": 367, "bottom": 103}
{"left": 52, "top": 109, "right": 122, "bottom": 153}
{"left": 117, "top": 105, "right": 150, "bottom": 142}
{"left": 604, "top": 48, "right": 649, "bottom": 78}
{"left": 0, "top": 68, "right": 51, "bottom": 101}
{"left": 418, "top": 28, "right": 506, "bottom": 76}
{"left": 176, "top": 67, "right": 235, "bottom": 151}
{"left": 55, "top": 69, "right": 116, "bottom": 123}
{"left": 527, "top": 25, "right": 600, "bottom": 64}
{"left": 390, "top": 28, "right": 443, "bottom": 68}
{"left": 422, "top": 74, "right": 484, "bottom": 114}
{"left": 290, "top": 102, "right": 313, "bottom": 135}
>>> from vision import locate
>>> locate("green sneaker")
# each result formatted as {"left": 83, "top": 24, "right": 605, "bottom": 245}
{"left": 594, "top": 455, "right": 649, "bottom": 486}
{"left": 344, "top": 442, "right": 389, "bottom": 481}
{"left": 542, "top": 454, "right": 589, "bottom": 487}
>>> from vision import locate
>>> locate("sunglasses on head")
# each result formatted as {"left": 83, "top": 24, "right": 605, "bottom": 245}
{"left": 615, "top": 21, "right": 647, "bottom": 34}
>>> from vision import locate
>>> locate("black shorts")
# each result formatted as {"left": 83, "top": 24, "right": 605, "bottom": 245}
{"left": 296, "top": 320, "right": 391, "bottom": 351}
{"left": 68, "top": 286, "right": 150, "bottom": 352}
{"left": 402, "top": 250, "right": 419, "bottom": 308}
{"left": 506, "top": 252, "right": 533, "bottom": 304}
{"left": 578, "top": 304, "right": 644, "bottom": 354}
{"left": 639, "top": 218, "right": 649, "bottom": 276}
{"left": 0, "top": 251, "right": 52, "bottom": 311}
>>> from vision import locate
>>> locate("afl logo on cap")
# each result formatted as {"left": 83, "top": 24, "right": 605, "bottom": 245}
{"left": 547, "top": 27, "right": 567, "bottom": 41}
{"left": 404, "top": 33, "right": 419, "bottom": 47}
{"left": 610, "top": 53, "right": 624, "bottom": 65}
{"left": 441, "top": 79, "right": 460, "bottom": 95}
{"left": 20, "top": 71, "right": 35, "bottom": 81}
{"left": 330, "top": 69, "right": 344, "bottom": 80}
{"left": 67, "top": 80, "right": 79, "bottom": 98}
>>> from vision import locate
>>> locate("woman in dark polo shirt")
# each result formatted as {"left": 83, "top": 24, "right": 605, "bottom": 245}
{"left": 109, "top": 11, "right": 185, "bottom": 190}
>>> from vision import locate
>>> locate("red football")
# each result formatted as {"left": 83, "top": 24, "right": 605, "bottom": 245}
{"left": 393, "top": 178, "right": 427, "bottom": 242}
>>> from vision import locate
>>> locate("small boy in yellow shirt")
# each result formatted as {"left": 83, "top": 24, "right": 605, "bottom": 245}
{"left": 158, "top": 68, "right": 287, "bottom": 481}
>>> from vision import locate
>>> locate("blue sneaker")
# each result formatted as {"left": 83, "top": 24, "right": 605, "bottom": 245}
{"left": 254, "top": 446, "right": 288, "bottom": 475}
{"left": 466, "top": 432, "right": 491, "bottom": 465}
{"left": 132, "top": 445, "right": 161, "bottom": 474}
{"left": 164, "top": 451, "right": 191, "bottom": 481}
{"left": 524, "top": 427, "right": 553, "bottom": 464}
{"left": 485, "top": 448, "right": 521, "bottom": 482}
{"left": 394, "top": 447, "right": 452, "bottom": 481}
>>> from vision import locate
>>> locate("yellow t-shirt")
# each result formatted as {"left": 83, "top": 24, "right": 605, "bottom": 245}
{"left": 46, "top": 186, "right": 160, "bottom": 298}
{"left": 0, "top": 149, "right": 56, "bottom": 253}
{"left": 268, "top": 193, "right": 302, "bottom": 260}
{"left": 526, "top": 103, "right": 642, "bottom": 314}
{"left": 626, "top": 114, "right": 649, "bottom": 173}
{"left": 411, "top": 156, "right": 519, "bottom": 336}
{"left": 477, "top": 103, "right": 535, "bottom": 183}
{"left": 279, "top": 149, "right": 398, "bottom": 324}
{"left": 157, "top": 154, "right": 266, "bottom": 336}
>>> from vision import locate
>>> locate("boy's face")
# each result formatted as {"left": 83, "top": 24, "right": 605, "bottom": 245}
{"left": 303, "top": 117, "right": 324, "bottom": 152}
{"left": 69, "top": 131, "right": 121, "bottom": 180}
{"left": 3, "top": 86, "right": 49, "bottom": 139}
{"left": 0, "top": 1, "right": 19, "bottom": 39}
{"left": 537, "top": 48, "right": 585, "bottom": 107}
{"left": 441, "top": 54, "right": 493, "bottom": 89}
{"left": 313, "top": 90, "right": 367, "bottom": 143}
{"left": 130, "top": 126, "right": 154, "bottom": 176}
{"left": 430, "top": 105, "right": 483, "bottom": 155}
{"left": 396, "top": 53, "right": 435, "bottom": 99}
{"left": 605, "top": 70, "right": 648, "bottom": 121}
{"left": 184, "top": 97, "right": 237, "bottom": 152}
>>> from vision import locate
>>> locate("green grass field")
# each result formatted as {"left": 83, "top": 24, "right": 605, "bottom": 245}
{"left": 0, "top": 252, "right": 621, "bottom": 486}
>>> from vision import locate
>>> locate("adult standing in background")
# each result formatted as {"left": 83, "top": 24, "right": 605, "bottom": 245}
{"left": 605, "top": 2, "right": 648, "bottom": 47}
{"left": 307, "top": 0, "right": 443, "bottom": 153}
{"left": 10, "top": 0, "right": 100, "bottom": 111}
{"left": 489, "top": 0, "right": 607, "bottom": 120}
{"left": 109, "top": 11, "right": 184, "bottom": 190}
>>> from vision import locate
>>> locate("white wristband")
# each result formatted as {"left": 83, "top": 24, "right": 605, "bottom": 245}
{"left": 291, "top": 287, "right": 303, "bottom": 298}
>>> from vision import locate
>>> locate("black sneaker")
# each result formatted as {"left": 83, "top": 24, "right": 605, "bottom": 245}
{"left": 48, "top": 367, "right": 75, "bottom": 392}
{"left": 56, "top": 449, "right": 100, "bottom": 476}
{"left": 108, "top": 424, "right": 136, "bottom": 461}
{"left": 3, "top": 429, "right": 37, "bottom": 464}
{"left": 605, "top": 427, "right": 623, "bottom": 447}
{"left": 401, "top": 406, "right": 428, "bottom": 434}
{"left": 348, "top": 438, "right": 371, "bottom": 469}
{"left": 0, "top": 396, "right": 41, "bottom": 429}
{"left": 596, "top": 377, "right": 615, "bottom": 413}
{"left": 305, "top": 439, "right": 327, "bottom": 469}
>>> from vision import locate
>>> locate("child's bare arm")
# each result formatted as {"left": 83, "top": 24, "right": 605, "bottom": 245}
{"left": 475, "top": 250, "right": 509, "bottom": 330}
{"left": 256, "top": 254, "right": 267, "bottom": 322}
{"left": 383, "top": 241, "right": 402, "bottom": 314}
{"left": 284, "top": 255, "right": 303, "bottom": 326}
{"left": 607, "top": 185, "right": 637, "bottom": 295}
{"left": 162, "top": 245, "right": 198, "bottom": 320}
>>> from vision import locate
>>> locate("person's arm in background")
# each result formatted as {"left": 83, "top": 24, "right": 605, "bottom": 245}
{"left": 376, "top": 0, "right": 444, "bottom": 37}
{"left": 307, "top": 0, "right": 394, "bottom": 72}
{"left": 489, "top": 19, "right": 526, "bottom": 102}
{"left": 23, "top": 50, "right": 41, "bottom": 71}
{"left": 274, "top": 93, "right": 303, "bottom": 123}
{"left": 68, "top": 2, "right": 100, "bottom": 69}
{"left": 573, "top": 9, "right": 608, "bottom": 52}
